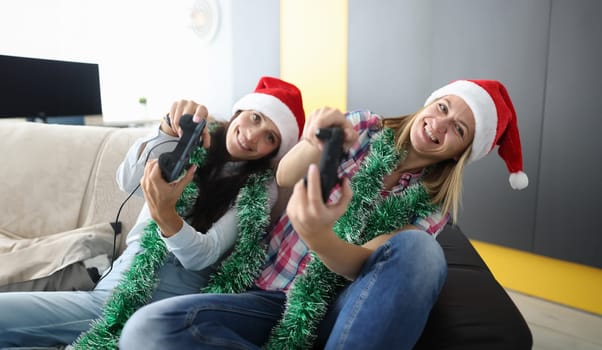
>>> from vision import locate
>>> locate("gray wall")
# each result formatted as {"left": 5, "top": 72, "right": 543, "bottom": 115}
{"left": 231, "top": 0, "right": 280, "bottom": 103}
{"left": 534, "top": 0, "right": 602, "bottom": 267}
{"left": 348, "top": 0, "right": 602, "bottom": 268}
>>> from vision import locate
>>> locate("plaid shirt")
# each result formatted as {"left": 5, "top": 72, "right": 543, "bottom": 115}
{"left": 255, "top": 110, "right": 450, "bottom": 292}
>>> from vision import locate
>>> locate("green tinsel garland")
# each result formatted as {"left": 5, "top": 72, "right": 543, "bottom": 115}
{"left": 202, "top": 168, "right": 271, "bottom": 294}
{"left": 72, "top": 145, "right": 273, "bottom": 349}
{"left": 72, "top": 127, "right": 435, "bottom": 350}
{"left": 264, "top": 128, "right": 436, "bottom": 350}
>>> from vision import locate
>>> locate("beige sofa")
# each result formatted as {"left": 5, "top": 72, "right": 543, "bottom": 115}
{"left": 0, "top": 121, "right": 150, "bottom": 291}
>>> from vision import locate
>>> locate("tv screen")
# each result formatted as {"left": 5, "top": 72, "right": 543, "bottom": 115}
{"left": 0, "top": 55, "right": 102, "bottom": 118}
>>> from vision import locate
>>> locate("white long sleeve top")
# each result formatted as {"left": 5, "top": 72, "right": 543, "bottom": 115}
{"left": 115, "top": 126, "right": 278, "bottom": 271}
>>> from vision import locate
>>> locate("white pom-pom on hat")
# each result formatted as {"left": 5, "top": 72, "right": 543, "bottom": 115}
{"left": 509, "top": 171, "right": 528, "bottom": 190}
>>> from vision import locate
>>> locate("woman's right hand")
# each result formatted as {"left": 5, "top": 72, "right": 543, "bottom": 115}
{"left": 161, "top": 100, "right": 211, "bottom": 148}
{"left": 141, "top": 159, "right": 196, "bottom": 237}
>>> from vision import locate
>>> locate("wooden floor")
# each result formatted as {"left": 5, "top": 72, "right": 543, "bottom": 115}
{"left": 506, "top": 289, "right": 602, "bottom": 349}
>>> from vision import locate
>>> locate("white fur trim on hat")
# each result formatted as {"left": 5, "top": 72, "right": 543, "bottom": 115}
{"left": 232, "top": 92, "right": 299, "bottom": 160}
{"left": 425, "top": 80, "right": 497, "bottom": 164}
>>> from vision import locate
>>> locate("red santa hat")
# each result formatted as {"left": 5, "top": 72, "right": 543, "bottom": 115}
{"left": 425, "top": 79, "right": 528, "bottom": 190}
{"left": 232, "top": 76, "right": 305, "bottom": 161}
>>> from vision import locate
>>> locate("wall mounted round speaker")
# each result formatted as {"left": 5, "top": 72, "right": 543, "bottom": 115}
{"left": 190, "top": 0, "right": 219, "bottom": 45}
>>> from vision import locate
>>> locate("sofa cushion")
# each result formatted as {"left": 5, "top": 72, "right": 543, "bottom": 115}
{"left": 0, "top": 122, "right": 115, "bottom": 237}
{"left": 0, "top": 222, "right": 115, "bottom": 287}
{"left": 0, "top": 261, "right": 96, "bottom": 292}
{"left": 77, "top": 126, "right": 148, "bottom": 233}
{"left": 0, "top": 121, "right": 149, "bottom": 292}
{"left": 414, "top": 224, "right": 532, "bottom": 349}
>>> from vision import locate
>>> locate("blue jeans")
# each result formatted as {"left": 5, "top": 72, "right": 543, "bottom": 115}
{"left": 0, "top": 241, "right": 215, "bottom": 348}
{"left": 119, "top": 230, "right": 447, "bottom": 350}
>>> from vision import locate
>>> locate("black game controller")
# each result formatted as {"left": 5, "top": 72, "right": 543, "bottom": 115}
{"left": 159, "top": 114, "right": 206, "bottom": 182}
{"left": 314, "top": 127, "right": 346, "bottom": 202}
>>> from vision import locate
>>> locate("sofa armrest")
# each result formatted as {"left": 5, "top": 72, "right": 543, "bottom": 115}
{"left": 414, "top": 224, "right": 533, "bottom": 350}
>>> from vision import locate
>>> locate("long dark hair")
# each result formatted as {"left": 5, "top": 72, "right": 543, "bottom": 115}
{"left": 185, "top": 120, "right": 277, "bottom": 233}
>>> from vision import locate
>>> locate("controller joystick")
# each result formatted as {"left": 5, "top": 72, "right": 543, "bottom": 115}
{"left": 311, "top": 127, "right": 346, "bottom": 202}
{"left": 158, "top": 114, "right": 206, "bottom": 182}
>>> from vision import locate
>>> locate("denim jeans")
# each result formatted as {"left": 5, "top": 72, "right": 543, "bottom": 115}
{"left": 119, "top": 230, "right": 447, "bottom": 350}
{"left": 0, "top": 241, "right": 214, "bottom": 348}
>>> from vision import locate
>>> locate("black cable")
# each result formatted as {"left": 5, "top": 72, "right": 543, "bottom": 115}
{"left": 95, "top": 139, "right": 178, "bottom": 284}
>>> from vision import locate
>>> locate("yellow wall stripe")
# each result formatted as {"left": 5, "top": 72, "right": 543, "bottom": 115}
{"left": 280, "top": 0, "right": 348, "bottom": 116}
{"left": 472, "top": 240, "right": 602, "bottom": 315}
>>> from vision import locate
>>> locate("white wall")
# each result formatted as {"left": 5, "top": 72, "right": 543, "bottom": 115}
{"left": 0, "top": 0, "right": 279, "bottom": 122}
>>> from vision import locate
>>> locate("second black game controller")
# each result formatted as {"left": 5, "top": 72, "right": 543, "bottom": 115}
{"left": 313, "top": 127, "right": 346, "bottom": 202}
{"left": 159, "top": 114, "right": 206, "bottom": 182}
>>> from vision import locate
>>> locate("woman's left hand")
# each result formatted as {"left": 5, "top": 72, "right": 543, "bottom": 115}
{"left": 163, "top": 100, "right": 211, "bottom": 149}
{"left": 140, "top": 159, "right": 197, "bottom": 236}
{"left": 286, "top": 163, "right": 352, "bottom": 249}
{"left": 302, "top": 107, "right": 358, "bottom": 152}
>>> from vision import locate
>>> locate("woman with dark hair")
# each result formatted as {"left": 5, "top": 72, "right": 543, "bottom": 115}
{"left": 0, "top": 76, "right": 305, "bottom": 349}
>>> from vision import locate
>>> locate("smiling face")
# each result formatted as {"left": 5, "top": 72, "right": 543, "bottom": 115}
{"left": 409, "top": 95, "right": 476, "bottom": 163}
{"left": 225, "top": 110, "right": 282, "bottom": 161}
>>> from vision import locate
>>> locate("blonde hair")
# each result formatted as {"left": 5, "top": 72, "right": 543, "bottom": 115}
{"left": 382, "top": 108, "right": 473, "bottom": 222}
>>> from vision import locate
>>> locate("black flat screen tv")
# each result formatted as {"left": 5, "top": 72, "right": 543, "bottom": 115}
{"left": 0, "top": 54, "right": 102, "bottom": 119}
